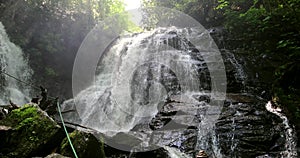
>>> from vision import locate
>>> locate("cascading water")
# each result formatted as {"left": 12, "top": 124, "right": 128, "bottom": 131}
{"left": 223, "top": 50, "right": 247, "bottom": 85}
{"left": 223, "top": 50, "right": 247, "bottom": 93}
{"left": 61, "top": 25, "right": 297, "bottom": 158}
{"left": 0, "top": 22, "right": 32, "bottom": 105}
{"left": 266, "top": 101, "right": 297, "bottom": 157}
{"left": 63, "top": 31, "right": 167, "bottom": 135}
{"left": 164, "top": 146, "right": 191, "bottom": 158}
{"left": 61, "top": 26, "right": 222, "bottom": 135}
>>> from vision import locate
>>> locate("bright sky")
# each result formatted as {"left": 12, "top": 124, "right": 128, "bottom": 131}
{"left": 123, "top": 0, "right": 142, "bottom": 10}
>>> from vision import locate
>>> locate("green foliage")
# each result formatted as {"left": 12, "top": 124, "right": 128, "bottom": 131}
{"left": 215, "top": 0, "right": 300, "bottom": 72}
{"left": 142, "top": 0, "right": 222, "bottom": 27}
{"left": 216, "top": 0, "right": 300, "bottom": 53}
{"left": 216, "top": 0, "right": 229, "bottom": 9}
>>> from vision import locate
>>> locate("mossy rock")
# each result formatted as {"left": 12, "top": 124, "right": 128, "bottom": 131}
{"left": 59, "top": 130, "right": 105, "bottom": 158}
{"left": 0, "top": 104, "right": 64, "bottom": 158}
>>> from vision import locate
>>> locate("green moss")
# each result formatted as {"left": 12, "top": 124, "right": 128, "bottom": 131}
{"left": 2, "top": 104, "right": 57, "bottom": 131}
{"left": 0, "top": 104, "right": 61, "bottom": 157}
{"left": 1, "top": 104, "right": 37, "bottom": 125}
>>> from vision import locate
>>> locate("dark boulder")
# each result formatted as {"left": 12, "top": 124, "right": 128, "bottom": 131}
{"left": 59, "top": 130, "right": 105, "bottom": 158}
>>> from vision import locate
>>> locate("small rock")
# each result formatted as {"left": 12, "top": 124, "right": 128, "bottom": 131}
{"left": 45, "top": 153, "right": 70, "bottom": 158}
{"left": 0, "top": 125, "right": 11, "bottom": 131}
{"left": 196, "top": 150, "right": 208, "bottom": 158}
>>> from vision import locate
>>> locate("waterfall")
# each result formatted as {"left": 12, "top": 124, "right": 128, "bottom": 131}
{"left": 0, "top": 22, "right": 32, "bottom": 105}
{"left": 222, "top": 49, "right": 247, "bottom": 92}
{"left": 224, "top": 51, "right": 246, "bottom": 84}
{"left": 61, "top": 26, "right": 225, "bottom": 136}
{"left": 63, "top": 31, "right": 164, "bottom": 135}
{"left": 195, "top": 111, "right": 223, "bottom": 158}
{"left": 61, "top": 25, "right": 297, "bottom": 157}
{"left": 266, "top": 101, "right": 298, "bottom": 157}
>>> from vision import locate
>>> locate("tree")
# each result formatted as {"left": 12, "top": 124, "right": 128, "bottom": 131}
{"left": 142, "top": 0, "right": 223, "bottom": 27}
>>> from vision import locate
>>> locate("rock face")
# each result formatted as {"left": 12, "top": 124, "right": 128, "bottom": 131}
{"left": 147, "top": 95, "right": 200, "bottom": 155}
{"left": 0, "top": 104, "right": 64, "bottom": 158}
{"left": 215, "top": 94, "right": 286, "bottom": 157}
{"left": 129, "top": 94, "right": 288, "bottom": 158}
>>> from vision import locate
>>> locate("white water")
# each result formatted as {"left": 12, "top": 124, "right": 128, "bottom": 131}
{"left": 230, "top": 117, "right": 237, "bottom": 153}
{"left": 164, "top": 146, "right": 191, "bottom": 158}
{"left": 0, "top": 22, "right": 32, "bottom": 105}
{"left": 265, "top": 101, "right": 298, "bottom": 158}
{"left": 64, "top": 31, "right": 163, "bottom": 135}
{"left": 195, "top": 119, "right": 223, "bottom": 158}
{"left": 223, "top": 50, "right": 247, "bottom": 91}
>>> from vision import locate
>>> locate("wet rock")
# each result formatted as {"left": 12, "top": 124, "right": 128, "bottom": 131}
{"left": 161, "top": 102, "right": 199, "bottom": 116}
{"left": 103, "top": 144, "right": 130, "bottom": 158}
{"left": 150, "top": 115, "right": 172, "bottom": 130}
{"left": 105, "top": 132, "right": 143, "bottom": 152}
{"left": 226, "top": 93, "right": 259, "bottom": 103}
{"left": 102, "top": 133, "right": 169, "bottom": 158}
{"left": 130, "top": 147, "right": 169, "bottom": 158}
{"left": 128, "top": 94, "right": 202, "bottom": 156}
{"left": 215, "top": 96, "right": 285, "bottom": 157}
